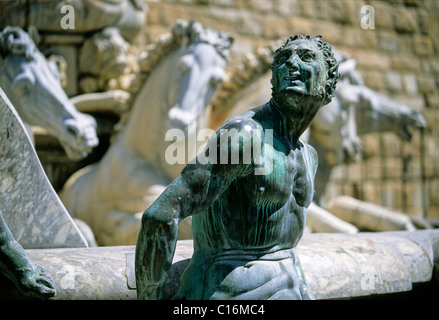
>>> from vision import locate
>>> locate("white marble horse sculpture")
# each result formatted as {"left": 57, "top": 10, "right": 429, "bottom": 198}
{"left": 60, "top": 20, "right": 233, "bottom": 246}
{"left": 0, "top": 26, "right": 98, "bottom": 161}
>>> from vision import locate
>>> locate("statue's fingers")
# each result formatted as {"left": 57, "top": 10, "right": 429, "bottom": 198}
{"left": 37, "top": 275, "right": 56, "bottom": 289}
{"left": 35, "top": 285, "right": 56, "bottom": 298}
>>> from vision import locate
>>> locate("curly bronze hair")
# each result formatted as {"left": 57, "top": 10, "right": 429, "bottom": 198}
{"left": 272, "top": 34, "right": 340, "bottom": 105}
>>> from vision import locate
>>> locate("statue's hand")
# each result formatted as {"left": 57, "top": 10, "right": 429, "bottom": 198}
{"left": 110, "top": 90, "right": 131, "bottom": 114}
{"left": 16, "top": 264, "right": 56, "bottom": 299}
{"left": 342, "top": 135, "right": 363, "bottom": 164}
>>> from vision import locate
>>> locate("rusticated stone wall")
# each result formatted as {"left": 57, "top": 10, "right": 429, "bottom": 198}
{"left": 142, "top": 0, "right": 439, "bottom": 219}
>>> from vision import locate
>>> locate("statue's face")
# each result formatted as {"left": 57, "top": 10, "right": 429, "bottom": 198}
{"left": 271, "top": 39, "right": 326, "bottom": 101}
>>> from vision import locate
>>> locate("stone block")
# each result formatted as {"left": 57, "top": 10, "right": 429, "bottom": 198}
{"left": 363, "top": 157, "right": 383, "bottom": 180}
{"left": 429, "top": 179, "right": 439, "bottom": 206}
{"left": 426, "top": 93, "right": 439, "bottom": 109}
{"left": 417, "top": 75, "right": 437, "bottom": 94}
{"left": 370, "top": 1, "right": 394, "bottom": 30}
{"left": 234, "top": 10, "right": 264, "bottom": 37}
{"left": 377, "top": 31, "right": 402, "bottom": 53}
{"left": 381, "top": 181, "right": 403, "bottom": 209}
{"left": 328, "top": 164, "right": 347, "bottom": 181}
{"left": 318, "top": 180, "right": 343, "bottom": 205}
{"left": 381, "top": 132, "right": 403, "bottom": 157}
{"left": 425, "top": 135, "right": 439, "bottom": 158}
{"left": 423, "top": 157, "right": 439, "bottom": 177}
{"left": 406, "top": 206, "right": 424, "bottom": 216}
{"left": 342, "top": 27, "right": 378, "bottom": 49}
{"left": 339, "top": 182, "right": 355, "bottom": 199}
{"left": 361, "top": 133, "right": 381, "bottom": 159}
{"left": 273, "top": 0, "right": 302, "bottom": 17}
{"left": 392, "top": 7, "right": 418, "bottom": 33}
{"left": 355, "top": 50, "right": 391, "bottom": 71}
{"left": 384, "top": 158, "right": 404, "bottom": 179}
{"left": 427, "top": 206, "right": 439, "bottom": 219}
{"left": 402, "top": 156, "right": 422, "bottom": 180}
{"left": 246, "top": 0, "right": 273, "bottom": 13}
{"left": 287, "top": 16, "right": 316, "bottom": 37}
{"left": 348, "top": 161, "right": 363, "bottom": 181}
{"left": 390, "top": 55, "right": 422, "bottom": 72}
{"left": 211, "top": 0, "right": 237, "bottom": 7}
{"left": 316, "top": 0, "right": 358, "bottom": 25}
{"left": 361, "top": 180, "right": 381, "bottom": 204}
{"left": 50, "top": 45, "right": 78, "bottom": 97}
{"left": 317, "top": 22, "right": 345, "bottom": 46}
{"left": 412, "top": 34, "right": 435, "bottom": 57}
{"left": 402, "top": 73, "right": 418, "bottom": 95}
{"left": 431, "top": 36, "right": 439, "bottom": 56}
{"left": 386, "top": 71, "right": 403, "bottom": 92}
{"left": 261, "top": 14, "right": 288, "bottom": 39}
{"left": 208, "top": 7, "right": 241, "bottom": 32}
{"left": 418, "top": 12, "right": 439, "bottom": 35}
{"left": 404, "top": 181, "right": 424, "bottom": 207}
{"left": 298, "top": 0, "right": 317, "bottom": 19}
{"left": 360, "top": 69, "right": 386, "bottom": 91}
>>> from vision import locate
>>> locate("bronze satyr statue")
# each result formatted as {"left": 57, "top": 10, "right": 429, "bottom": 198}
{"left": 135, "top": 35, "right": 340, "bottom": 300}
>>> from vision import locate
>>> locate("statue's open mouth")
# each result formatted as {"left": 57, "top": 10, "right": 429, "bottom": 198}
{"left": 285, "top": 72, "right": 303, "bottom": 83}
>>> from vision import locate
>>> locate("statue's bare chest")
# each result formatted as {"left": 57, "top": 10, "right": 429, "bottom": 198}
{"left": 242, "top": 140, "right": 314, "bottom": 209}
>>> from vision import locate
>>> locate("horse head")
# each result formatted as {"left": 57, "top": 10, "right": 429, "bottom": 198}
{"left": 0, "top": 26, "right": 98, "bottom": 160}
{"left": 165, "top": 20, "right": 233, "bottom": 132}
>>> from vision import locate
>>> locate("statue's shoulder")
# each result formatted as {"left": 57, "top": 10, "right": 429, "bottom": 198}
{"left": 300, "top": 139, "right": 318, "bottom": 176}
{"left": 220, "top": 109, "right": 264, "bottom": 133}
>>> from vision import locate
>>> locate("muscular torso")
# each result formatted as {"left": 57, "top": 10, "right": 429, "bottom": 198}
{"left": 176, "top": 104, "right": 317, "bottom": 299}
{"left": 192, "top": 104, "right": 316, "bottom": 254}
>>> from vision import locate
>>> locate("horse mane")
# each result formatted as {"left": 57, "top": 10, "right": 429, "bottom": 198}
{"left": 0, "top": 26, "right": 39, "bottom": 60}
{"left": 138, "top": 19, "right": 233, "bottom": 75}
{"left": 111, "top": 19, "right": 234, "bottom": 140}
{"left": 211, "top": 42, "right": 279, "bottom": 113}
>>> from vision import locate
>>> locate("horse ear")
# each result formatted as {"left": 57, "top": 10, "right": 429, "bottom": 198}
{"left": 27, "top": 26, "right": 41, "bottom": 46}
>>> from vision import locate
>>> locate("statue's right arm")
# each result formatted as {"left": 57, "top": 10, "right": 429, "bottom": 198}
{"left": 135, "top": 117, "right": 263, "bottom": 300}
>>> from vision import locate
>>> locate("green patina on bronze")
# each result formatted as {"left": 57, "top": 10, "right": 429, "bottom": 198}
{"left": 135, "top": 35, "right": 340, "bottom": 300}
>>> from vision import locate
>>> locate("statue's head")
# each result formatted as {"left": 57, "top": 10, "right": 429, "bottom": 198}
{"left": 271, "top": 35, "right": 339, "bottom": 108}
